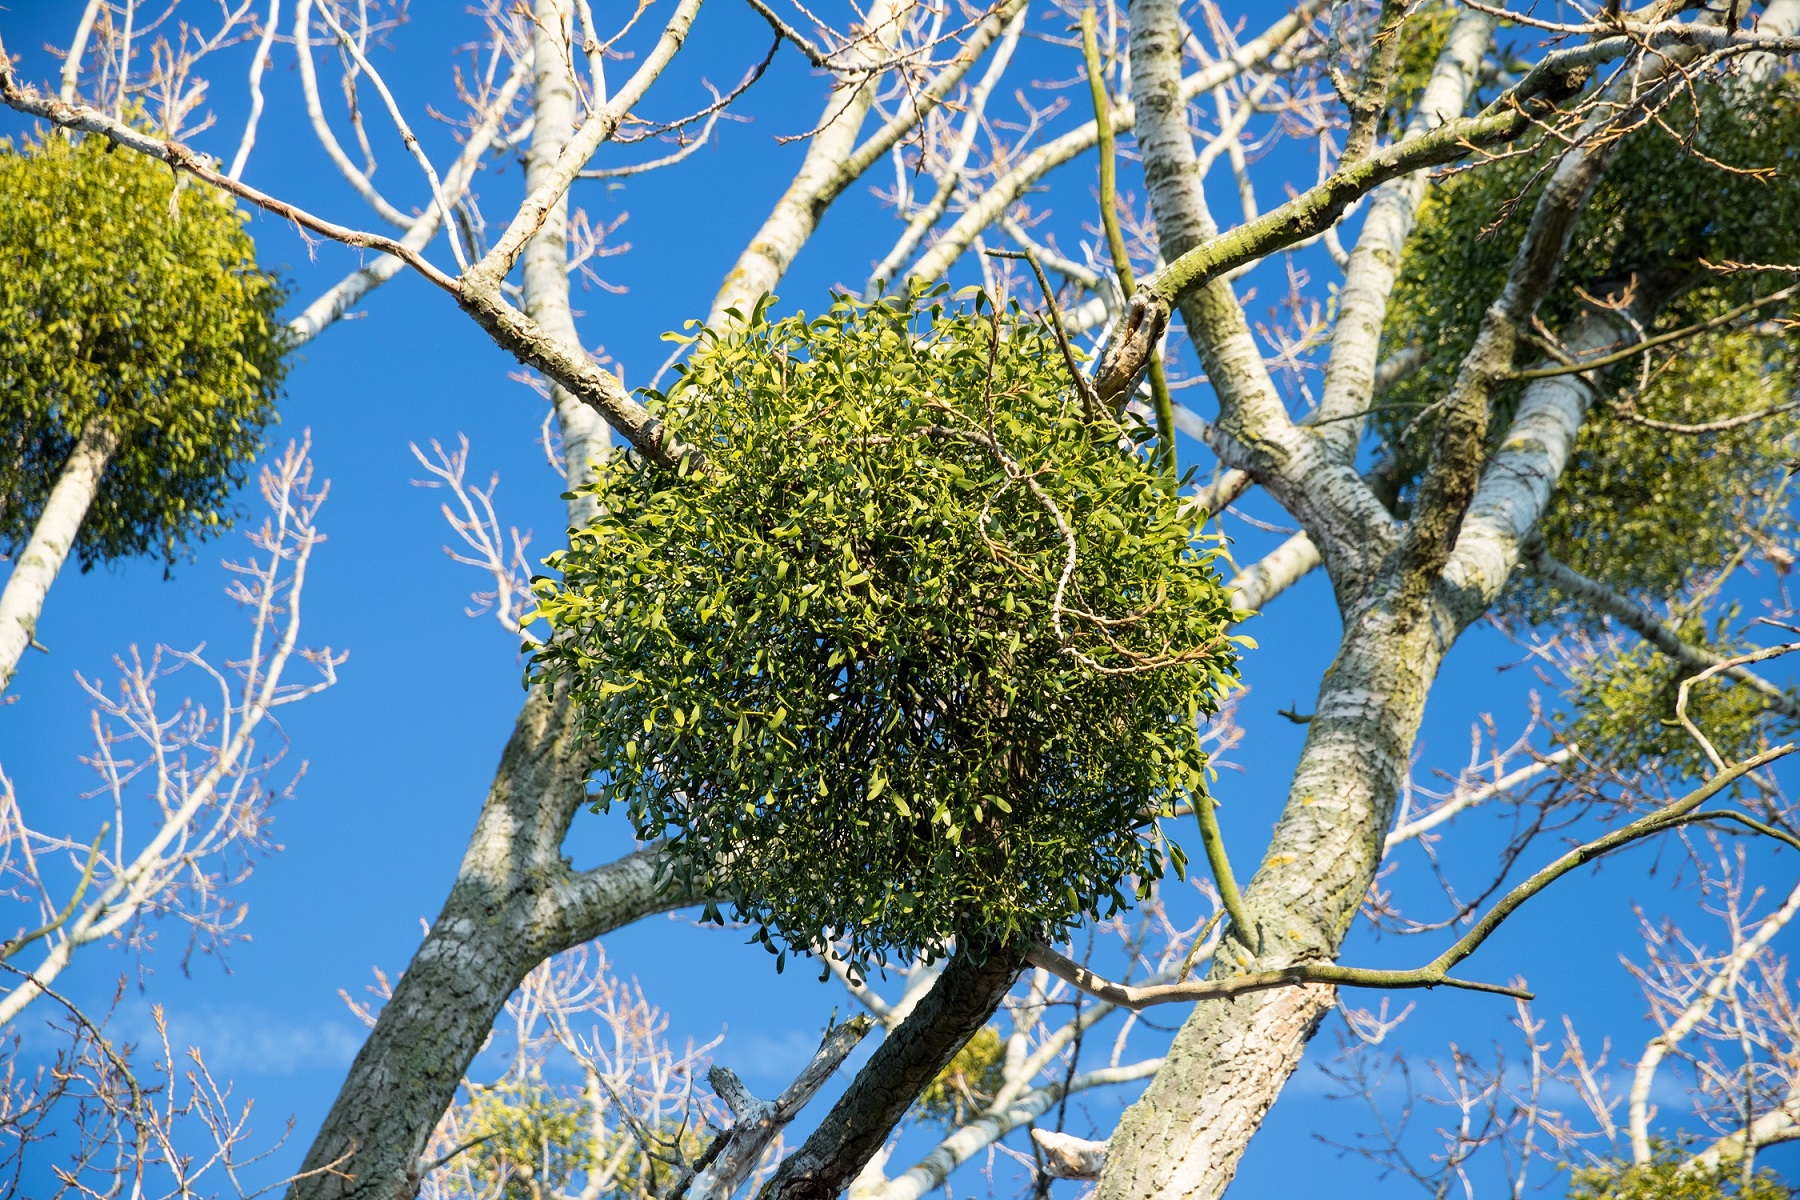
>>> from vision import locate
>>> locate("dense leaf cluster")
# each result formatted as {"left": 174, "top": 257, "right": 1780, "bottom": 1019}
{"left": 1378, "top": 81, "right": 1800, "bottom": 771}
{"left": 465, "top": 1075, "right": 699, "bottom": 1200}
{"left": 1568, "top": 1151, "right": 1789, "bottom": 1200}
{"left": 1559, "top": 611, "right": 1775, "bottom": 780}
{"left": 1380, "top": 80, "right": 1800, "bottom": 609}
{"left": 0, "top": 134, "right": 288, "bottom": 567}
{"left": 915, "top": 1023, "right": 1005, "bottom": 1127}
{"left": 465, "top": 1074, "right": 597, "bottom": 1199}
{"left": 533, "top": 293, "right": 1239, "bottom": 971}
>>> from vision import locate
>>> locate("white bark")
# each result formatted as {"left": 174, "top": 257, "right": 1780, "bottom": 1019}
{"left": 2, "top": 445, "right": 335, "bottom": 1029}
{"left": 1128, "top": 0, "right": 1393, "bottom": 598}
{"left": 708, "top": 0, "right": 913, "bottom": 325}
{"left": 57, "top": 0, "right": 104, "bottom": 103}
{"left": 1441, "top": 313, "right": 1626, "bottom": 623}
{"left": 1095, "top": 9, "right": 1671, "bottom": 1198}
{"left": 1688, "top": 1104, "right": 1800, "bottom": 1172}
{"left": 466, "top": 0, "right": 704, "bottom": 292}
{"left": 1032, "top": 1129, "right": 1109, "bottom": 1180}
{"left": 526, "top": 0, "right": 610, "bottom": 529}
{"left": 1383, "top": 748, "right": 1576, "bottom": 850}
{"left": 1227, "top": 532, "right": 1319, "bottom": 617}
{"left": 1628, "top": 875, "right": 1800, "bottom": 1164}
{"left": 1313, "top": 8, "right": 1494, "bottom": 461}
{"left": 293, "top": 0, "right": 416, "bottom": 229}
{"left": 285, "top": 57, "right": 528, "bottom": 345}
{"left": 290, "top": 685, "right": 693, "bottom": 1200}
{"left": 0, "top": 419, "right": 119, "bottom": 696}
{"left": 1741, "top": 0, "right": 1800, "bottom": 85}
{"left": 689, "top": 1018, "right": 874, "bottom": 1200}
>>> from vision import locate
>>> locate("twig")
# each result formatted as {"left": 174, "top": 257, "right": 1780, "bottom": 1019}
{"left": 1027, "top": 745, "right": 1797, "bottom": 1010}
{"left": 1080, "top": 6, "right": 1177, "bottom": 469}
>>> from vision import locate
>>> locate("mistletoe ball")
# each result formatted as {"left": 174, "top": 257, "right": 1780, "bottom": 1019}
{"left": 532, "top": 292, "right": 1241, "bottom": 971}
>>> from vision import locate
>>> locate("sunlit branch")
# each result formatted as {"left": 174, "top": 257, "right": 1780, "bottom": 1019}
{"left": 1027, "top": 745, "right": 1796, "bottom": 1011}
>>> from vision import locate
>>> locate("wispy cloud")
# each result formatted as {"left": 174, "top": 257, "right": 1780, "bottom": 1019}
{"left": 111, "top": 1003, "right": 365, "bottom": 1077}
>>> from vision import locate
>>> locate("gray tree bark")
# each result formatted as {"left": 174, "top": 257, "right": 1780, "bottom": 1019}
{"left": 758, "top": 943, "right": 1025, "bottom": 1200}
{"left": 522, "top": 0, "right": 610, "bottom": 528}
{"left": 1093, "top": 3, "right": 1645, "bottom": 1197}
{"left": 0, "top": 418, "right": 119, "bottom": 695}
{"left": 290, "top": 684, "right": 690, "bottom": 1200}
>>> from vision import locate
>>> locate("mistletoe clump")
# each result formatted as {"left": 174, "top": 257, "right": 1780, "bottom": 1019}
{"left": 0, "top": 133, "right": 288, "bottom": 567}
{"left": 532, "top": 292, "right": 1240, "bottom": 972}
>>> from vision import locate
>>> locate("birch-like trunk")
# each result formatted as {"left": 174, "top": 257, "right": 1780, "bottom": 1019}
{"left": 290, "top": 15, "right": 649, "bottom": 1195}
{"left": 1100, "top": 310, "right": 1634, "bottom": 1200}
{"left": 1094, "top": 2, "right": 1643, "bottom": 1196}
{"left": 525, "top": 0, "right": 610, "bottom": 528}
{"left": 1097, "top": 589, "right": 1446, "bottom": 1200}
{"left": 290, "top": 685, "right": 688, "bottom": 1200}
{"left": 1312, "top": 8, "right": 1495, "bottom": 458}
{"left": 0, "top": 418, "right": 119, "bottom": 695}
{"left": 708, "top": 0, "right": 908, "bottom": 325}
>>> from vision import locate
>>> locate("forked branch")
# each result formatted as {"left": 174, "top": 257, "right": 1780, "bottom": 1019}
{"left": 1028, "top": 745, "right": 1795, "bottom": 1011}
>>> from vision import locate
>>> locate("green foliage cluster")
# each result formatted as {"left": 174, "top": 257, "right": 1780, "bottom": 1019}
{"left": 1540, "top": 322, "right": 1800, "bottom": 614}
{"left": 1559, "top": 613, "right": 1777, "bottom": 778}
{"left": 1379, "top": 80, "right": 1800, "bottom": 607}
{"left": 533, "top": 292, "right": 1240, "bottom": 972}
{"left": 465, "top": 1075, "right": 597, "bottom": 1199}
{"left": 1568, "top": 1152, "right": 1790, "bottom": 1200}
{"left": 465, "top": 1077, "right": 703, "bottom": 1200}
{"left": 0, "top": 134, "right": 288, "bottom": 568}
{"left": 916, "top": 1024, "right": 1006, "bottom": 1126}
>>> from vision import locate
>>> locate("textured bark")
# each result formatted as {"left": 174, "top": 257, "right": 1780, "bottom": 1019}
{"left": 1098, "top": 537, "right": 1464, "bottom": 1200}
{"left": 1442, "top": 308, "right": 1635, "bottom": 627}
{"left": 1093, "top": 5, "right": 1672, "bottom": 1197}
{"left": 757, "top": 942, "right": 1024, "bottom": 1200}
{"left": 289, "top": 686, "right": 688, "bottom": 1200}
{"left": 708, "top": 0, "right": 909, "bottom": 325}
{"left": 1313, "top": 8, "right": 1494, "bottom": 461}
{"left": 0, "top": 418, "right": 118, "bottom": 695}
{"left": 1126, "top": 0, "right": 1394, "bottom": 598}
{"left": 524, "top": 0, "right": 611, "bottom": 527}
{"left": 1092, "top": 16, "right": 1750, "bottom": 403}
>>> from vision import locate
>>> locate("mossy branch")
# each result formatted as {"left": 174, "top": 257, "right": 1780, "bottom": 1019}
{"left": 1028, "top": 745, "right": 1795, "bottom": 1010}
{"left": 1191, "top": 798, "right": 1253, "bottom": 946}
{"left": 1079, "top": 7, "right": 1176, "bottom": 472}
{"left": 1090, "top": 23, "right": 1772, "bottom": 406}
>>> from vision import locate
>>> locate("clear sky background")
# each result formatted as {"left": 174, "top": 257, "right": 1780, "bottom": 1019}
{"left": 2, "top": 1, "right": 1798, "bottom": 1196}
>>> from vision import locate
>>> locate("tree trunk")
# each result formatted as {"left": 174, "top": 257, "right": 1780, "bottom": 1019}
{"left": 290, "top": 685, "right": 689, "bottom": 1200}
{"left": 759, "top": 942, "right": 1025, "bottom": 1200}
{"left": 289, "top": 12, "right": 677, "bottom": 1192}
{"left": 1096, "top": 593, "right": 1447, "bottom": 1200}
{"left": 1094, "top": 2, "right": 1644, "bottom": 1196}
{"left": 0, "top": 417, "right": 118, "bottom": 695}
{"left": 524, "top": 0, "right": 610, "bottom": 529}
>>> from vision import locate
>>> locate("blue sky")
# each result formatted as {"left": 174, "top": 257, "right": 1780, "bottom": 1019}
{"left": 3, "top": 1, "right": 1798, "bottom": 1195}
